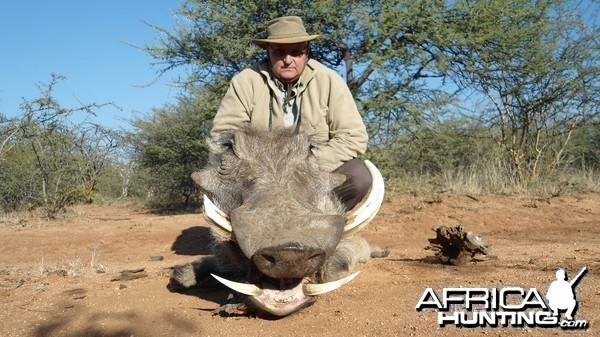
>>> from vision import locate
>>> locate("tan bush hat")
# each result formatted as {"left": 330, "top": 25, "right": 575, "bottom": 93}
{"left": 252, "top": 16, "right": 320, "bottom": 48}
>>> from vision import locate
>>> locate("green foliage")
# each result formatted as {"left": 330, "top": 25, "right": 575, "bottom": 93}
{"left": 5, "top": 2, "right": 596, "bottom": 216}
{"left": 365, "top": 117, "right": 495, "bottom": 177}
{"left": 566, "top": 119, "right": 600, "bottom": 169}
{"left": 0, "top": 75, "right": 119, "bottom": 217}
{"left": 445, "top": 0, "right": 600, "bottom": 183}
{"left": 128, "top": 88, "right": 219, "bottom": 209}
{"left": 0, "top": 144, "right": 39, "bottom": 210}
{"left": 139, "top": 0, "right": 598, "bottom": 199}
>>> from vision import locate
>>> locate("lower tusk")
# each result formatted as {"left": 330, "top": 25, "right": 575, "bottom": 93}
{"left": 211, "top": 273, "right": 263, "bottom": 296}
{"left": 303, "top": 271, "right": 361, "bottom": 296}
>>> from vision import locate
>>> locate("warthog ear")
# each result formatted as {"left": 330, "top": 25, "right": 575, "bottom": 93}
{"left": 191, "top": 171, "right": 208, "bottom": 188}
{"left": 191, "top": 170, "right": 221, "bottom": 197}
{"left": 208, "top": 131, "right": 235, "bottom": 154}
{"left": 231, "top": 130, "right": 254, "bottom": 161}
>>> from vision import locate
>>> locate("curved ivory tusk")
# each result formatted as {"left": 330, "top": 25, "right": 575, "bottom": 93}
{"left": 303, "top": 271, "right": 361, "bottom": 296}
{"left": 203, "top": 195, "right": 234, "bottom": 239}
{"left": 211, "top": 273, "right": 263, "bottom": 296}
{"left": 343, "top": 160, "right": 385, "bottom": 236}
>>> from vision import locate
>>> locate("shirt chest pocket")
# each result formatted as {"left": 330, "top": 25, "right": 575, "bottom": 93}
{"left": 305, "top": 107, "right": 330, "bottom": 143}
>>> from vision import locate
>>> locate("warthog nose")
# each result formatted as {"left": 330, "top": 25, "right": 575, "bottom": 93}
{"left": 253, "top": 243, "right": 326, "bottom": 279}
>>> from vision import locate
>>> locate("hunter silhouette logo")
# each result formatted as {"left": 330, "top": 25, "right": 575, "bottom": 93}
{"left": 546, "top": 267, "right": 587, "bottom": 321}
{"left": 416, "top": 266, "right": 589, "bottom": 329}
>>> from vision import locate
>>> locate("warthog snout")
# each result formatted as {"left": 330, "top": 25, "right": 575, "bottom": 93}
{"left": 253, "top": 243, "right": 326, "bottom": 278}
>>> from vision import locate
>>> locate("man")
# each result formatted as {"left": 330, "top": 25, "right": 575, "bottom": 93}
{"left": 211, "top": 16, "right": 370, "bottom": 210}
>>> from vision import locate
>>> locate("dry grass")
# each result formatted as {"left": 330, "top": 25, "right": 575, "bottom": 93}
{"left": 387, "top": 162, "right": 599, "bottom": 197}
{"left": 38, "top": 248, "right": 107, "bottom": 278}
{"left": 0, "top": 209, "right": 47, "bottom": 229}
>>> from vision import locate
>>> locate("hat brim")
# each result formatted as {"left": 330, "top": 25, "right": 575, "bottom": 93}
{"left": 252, "top": 34, "right": 320, "bottom": 48}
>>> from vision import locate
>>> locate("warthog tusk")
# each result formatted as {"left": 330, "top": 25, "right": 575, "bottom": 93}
{"left": 211, "top": 272, "right": 360, "bottom": 298}
{"left": 203, "top": 195, "right": 234, "bottom": 239}
{"left": 303, "top": 271, "right": 361, "bottom": 296}
{"left": 211, "top": 273, "right": 263, "bottom": 296}
{"left": 343, "top": 160, "right": 385, "bottom": 236}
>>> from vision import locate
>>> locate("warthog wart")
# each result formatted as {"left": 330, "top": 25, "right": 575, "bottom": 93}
{"left": 169, "top": 126, "right": 388, "bottom": 316}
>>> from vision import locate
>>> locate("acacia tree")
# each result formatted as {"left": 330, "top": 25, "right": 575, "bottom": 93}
{"left": 128, "top": 87, "right": 217, "bottom": 208}
{"left": 445, "top": 0, "right": 599, "bottom": 183}
{"left": 75, "top": 124, "right": 120, "bottom": 203}
{"left": 0, "top": 115, "right": 20, "bottom": 160}
{"left": 0, "top": 75, "right": 119, "bottom": 216}
{"left": 146, "top": 0, "right": 469, "bottom": 137}
{"left": 145, "top": 0, "right": 598, "bottom": 184}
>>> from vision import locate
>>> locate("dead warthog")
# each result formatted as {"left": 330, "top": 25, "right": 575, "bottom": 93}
{"left": 170, "top": 126, "right": 388, "bottom": 316}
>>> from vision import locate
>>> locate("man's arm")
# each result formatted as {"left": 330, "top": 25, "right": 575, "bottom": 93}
{"left": 313, "top": 71, "right": 368, "bottom": 172}
{"left": 211, "top": 74, "right": 253, "bottom": 136}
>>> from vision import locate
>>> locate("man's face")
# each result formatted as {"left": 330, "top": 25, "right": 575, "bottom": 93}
{"left": 267, "top": 42, "right": 309, "bottom": 84}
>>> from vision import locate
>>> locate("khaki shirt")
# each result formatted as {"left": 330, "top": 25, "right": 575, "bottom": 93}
{"left": 211, "top": 58, "right": 368, "bottom": 172}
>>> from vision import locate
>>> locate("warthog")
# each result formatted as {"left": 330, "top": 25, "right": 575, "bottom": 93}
{"left": 170, "top": 126, "right": 388, "bottom": 316}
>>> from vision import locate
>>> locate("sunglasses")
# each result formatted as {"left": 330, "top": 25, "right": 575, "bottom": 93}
{"left": 267, "top": 45, "right": 309, "bottom": 58}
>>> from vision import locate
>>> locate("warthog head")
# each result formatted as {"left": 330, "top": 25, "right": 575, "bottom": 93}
{"left": 189, "top": 126, "right": 384, "bottom": 316}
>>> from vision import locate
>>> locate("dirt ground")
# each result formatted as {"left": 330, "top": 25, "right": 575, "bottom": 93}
{"left": 0, "top": 192, "right": 598, "bottom": 337}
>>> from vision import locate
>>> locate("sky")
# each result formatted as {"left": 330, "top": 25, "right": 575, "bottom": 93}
{"left": 0, "top": 1, "right": 185, "bottom": 130}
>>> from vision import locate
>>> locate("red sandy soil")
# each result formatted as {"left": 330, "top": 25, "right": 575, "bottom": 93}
{"left": 1, "top": 193, "right": 598, "bottom": 336}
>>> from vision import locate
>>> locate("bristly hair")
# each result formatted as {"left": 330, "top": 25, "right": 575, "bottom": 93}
{"left": 207, "top": 125, "right": 325, "bottom": 158}
{"left": 200, "top": 125, "right": 344, "bottom": 214}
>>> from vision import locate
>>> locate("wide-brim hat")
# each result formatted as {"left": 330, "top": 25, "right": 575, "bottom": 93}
{"left": 252, "top": 16, "right": 320, "bottom": 48}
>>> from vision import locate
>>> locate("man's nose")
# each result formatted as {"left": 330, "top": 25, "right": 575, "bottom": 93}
{"left": 282, "top": 54, "right": 293, "bottom": 64}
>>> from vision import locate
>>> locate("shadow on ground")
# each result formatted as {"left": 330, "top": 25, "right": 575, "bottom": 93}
{"left": 33, "top": 310, "right": 196, "bottom": 337}
{"left": 171, "top": 226, "right": 213, "bottom": 256}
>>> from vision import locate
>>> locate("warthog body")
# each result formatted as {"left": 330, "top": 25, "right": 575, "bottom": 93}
{"left": 170, "top": 126, "right": 388, "bottom": 316}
